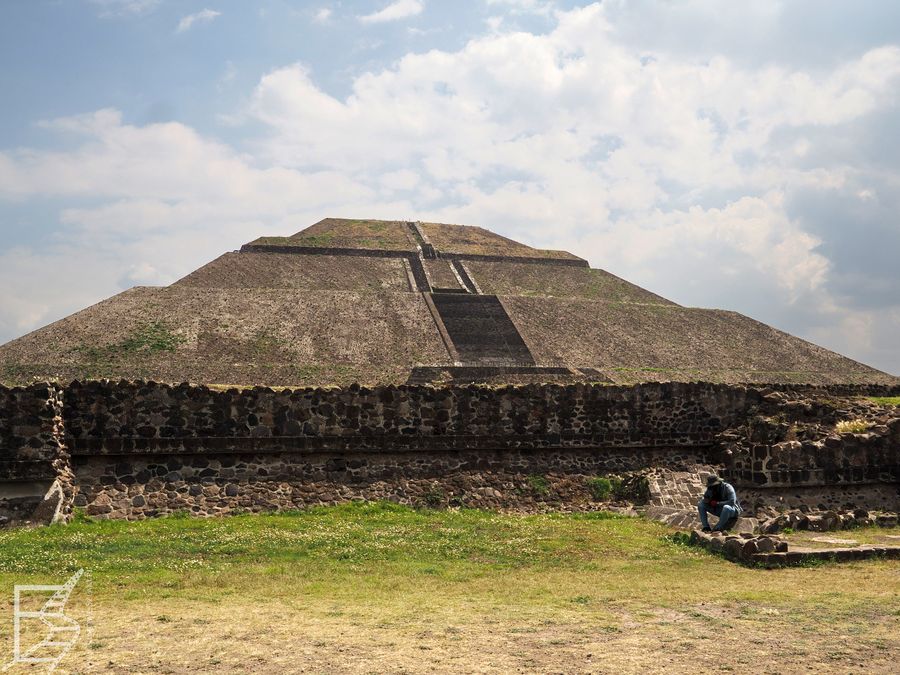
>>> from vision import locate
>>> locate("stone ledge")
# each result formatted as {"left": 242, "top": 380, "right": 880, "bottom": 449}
{"left": 68, "top": 435, "right": 720, "bottom": 456}
{"left": 754, "top": 547, "right": 900, "bottom": 566}
{"left": 689, "top": 528, "right": 900, "bottom": 567}
{"left": 239, "top": 243, "right": 589, "bottom": 268}
{"left": 440, "top": 252, "right": 589, "bottom": 267}
{"left": 68, "top": 470, "right": 644, "bottom": 520}
{"left": 690, "top": 529, "right": 787, "bottom": 561}
{"left": 758, "top": 508, "right": 898, "bottom": 534}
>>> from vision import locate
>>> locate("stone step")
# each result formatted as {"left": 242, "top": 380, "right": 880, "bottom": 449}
{"left": 430, "top": 294, "right": 535, "bottom": 365}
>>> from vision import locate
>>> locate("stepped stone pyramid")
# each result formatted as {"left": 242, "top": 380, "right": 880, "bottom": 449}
{"left": 1, "top": 218, "right": 896, "bottom": 387}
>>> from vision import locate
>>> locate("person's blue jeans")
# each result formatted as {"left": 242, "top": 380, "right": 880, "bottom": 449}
{"left": 698, "top": 500, "right": 738, "bottom": 531}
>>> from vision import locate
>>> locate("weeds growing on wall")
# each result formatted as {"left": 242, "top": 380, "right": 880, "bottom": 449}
{"left": 422, "top": 487, "right": 446, "bottom": 508}
{"left": 586, "top": 477, "right": 618, "bottom": 501}
{"left": 835, "top": 419, "right": 871, "bottom": 434}
{"left": 586, "top": 475, "right": 651, "bottom": 503}
{"left": 527, "top": 475, "right": 551, "bottom": 496}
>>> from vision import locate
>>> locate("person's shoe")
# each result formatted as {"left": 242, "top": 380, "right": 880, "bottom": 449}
{"left": 701, "top": 527, "right": 711, "bottom": 532}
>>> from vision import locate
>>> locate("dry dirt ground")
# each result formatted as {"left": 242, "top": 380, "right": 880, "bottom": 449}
{"left": 4, "top": 577, "right": 897, "bottom": 674}
{"left": 84, "top": 603, "right": 897, "bottom": 673}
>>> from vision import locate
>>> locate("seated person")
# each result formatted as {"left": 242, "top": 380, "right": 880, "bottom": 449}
{"left": 698, "top": 474, "right": 742, "bottom": 532}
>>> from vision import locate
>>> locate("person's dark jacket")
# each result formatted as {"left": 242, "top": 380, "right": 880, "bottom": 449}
{"left": 702, "top": 481, "right": 742, "bottom": 513}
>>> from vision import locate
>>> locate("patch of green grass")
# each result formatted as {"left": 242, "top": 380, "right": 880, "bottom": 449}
{"left": 119, "top": 321, "right": 186, "bottom": 353}
{"left": 585, "top": 475, "right": 650, "bottom": 503}
{"left": 869, "top": 396, "right": 900, "bottom": 407}
{"left": 0, "top": 503, "right": 896, "bottom": 628}
{"left": 0, "top": 362, "right": 29, "bottom": 387}
{"left": 0, "top": 503, "right": 683, "bottom": 591}
{"left": 72, "top": 321, "right": 186, "bottom": 364}
{"left": 250, "top": 328, "right": 287, "bottom": 356}
{"left": 422, "top": 487, "right": 445, "bottom": 508}
{"left": 526, "top": 475, "right": 550, "bottom": 496}
{"left": 586, "top": 476, "right": 618, "bottom": 501}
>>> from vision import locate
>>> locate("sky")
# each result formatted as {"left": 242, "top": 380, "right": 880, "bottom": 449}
{"left": 1, "top": 0, "right": 899, "bottom": 375}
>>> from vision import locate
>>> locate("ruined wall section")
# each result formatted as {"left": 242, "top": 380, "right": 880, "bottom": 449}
{"left": 2, "top": 381, "right": 898, "bottom": 521}
{"left": 0, "top": 384, "right": 66, "bottom": 482}
{"left": 0, "top": 384, "right": 74, "bottom": 524}
{"left": 61, "top": 380, "right": 735, "bottom": 519}
{"left": 71, "top": 448, "right": 712, "bottom": 519}
{"left": 725, "top": 431, "right": 899, "bottom": 487}
{"left": 721, "top": 389, "right": 900, "bottom": 488}
{"left": 62, "top": 380, "right": 752, "bottom": 453}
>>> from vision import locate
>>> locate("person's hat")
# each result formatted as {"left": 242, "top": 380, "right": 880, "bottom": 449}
{"left": 706, "top": 474, "right": 722, "bottom": 486}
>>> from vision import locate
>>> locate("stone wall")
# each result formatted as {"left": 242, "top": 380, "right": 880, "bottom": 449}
{"left": 744, "top": 484, "right": 900, "bottom": 518}
{"left": 1, "top": 380, "right": 898, "bottom": 523}
{"left": 721, "top": 388, "right": 900, "bottom": 488}
{"left": 71, "top": 448, "right": 707, "bottom": 519}
{"left": 0, "top": 384, "right": 65, "bottom": 482}
{"left": 62, "top": 380, "right": 754, "bottom": 453}
{"left": 0, "top": 384, "right": 73, "bottom": 524}
{"left": 689, "top": 528, "right": 900, "bottom": 567}
{"left": 725, "top": 434, "right": 899, "bottom": 487}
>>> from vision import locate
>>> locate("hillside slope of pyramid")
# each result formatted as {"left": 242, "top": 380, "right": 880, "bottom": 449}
{"left": 1, "top": 218, "right": 896, "bottom": 387}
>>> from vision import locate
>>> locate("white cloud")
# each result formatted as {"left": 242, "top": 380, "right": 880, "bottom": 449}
{"left": 4, "top": 2, "right": 900, "bottom": 373}
{"left": 358, "top": 0, "right": 423, "bottom": 24}
{"left": 0, "top": 109, "right": 383, "bottom": 335}
{"left": 379, "top": 169, "right": 421, "bottom": 191}
{"left": 247, "top": 10, "right": 900, "bottom": 210}
{"left": 242, "top": 4, "right": 900, "bottom": 372}
{"left": 313, "top": 7, "right": 333, "bottom": 24}
{"left": 176, "top": 8, "right": 222, "bottom": 33}
{"left": 4, "top": 109, "right": 373, "bottom": 209}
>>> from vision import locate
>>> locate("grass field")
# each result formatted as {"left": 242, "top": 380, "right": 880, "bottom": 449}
{"left": 0, "top": 503, "right": 898, "bottom": 673}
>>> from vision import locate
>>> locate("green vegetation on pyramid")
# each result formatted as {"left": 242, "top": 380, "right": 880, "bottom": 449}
{"left": 242, "top": 218, "right": 582, "bottom": 261}
{"left": 419, "top": 222, "right": 583, "bottom": 261}
{"left": 246, "top": 218, "right": 417, "bottom": 252}
{"left": 0, "top": 217, "right": 895, "bottom": 387}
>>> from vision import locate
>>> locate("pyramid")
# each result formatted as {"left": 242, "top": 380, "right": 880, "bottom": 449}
{"left": 0, "top": 218, "right": 895, "bottom": 387}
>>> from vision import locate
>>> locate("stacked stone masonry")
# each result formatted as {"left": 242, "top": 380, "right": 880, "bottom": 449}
{"left": 62, "top": 380, "right": 753, "bottom": 449}
{"left": 720, "top": 387, "right": 900, "bottom": 487}
{"left": 689, "top": 528, "right": 900, "bottom": 567}
{"left": 0, "top": 384, "right": 66, "bottom": 482}
{"left": 0, "top": 380, "right": 898, "bottom": 523}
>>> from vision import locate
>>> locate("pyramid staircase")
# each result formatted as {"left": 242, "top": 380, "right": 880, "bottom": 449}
{"left": 429, "top": 293, "right": 534, "bottom": 366}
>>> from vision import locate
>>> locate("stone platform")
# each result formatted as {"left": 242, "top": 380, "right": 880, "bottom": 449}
{"left": 689, "top": 528, "right": 900, "bottom": 567}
